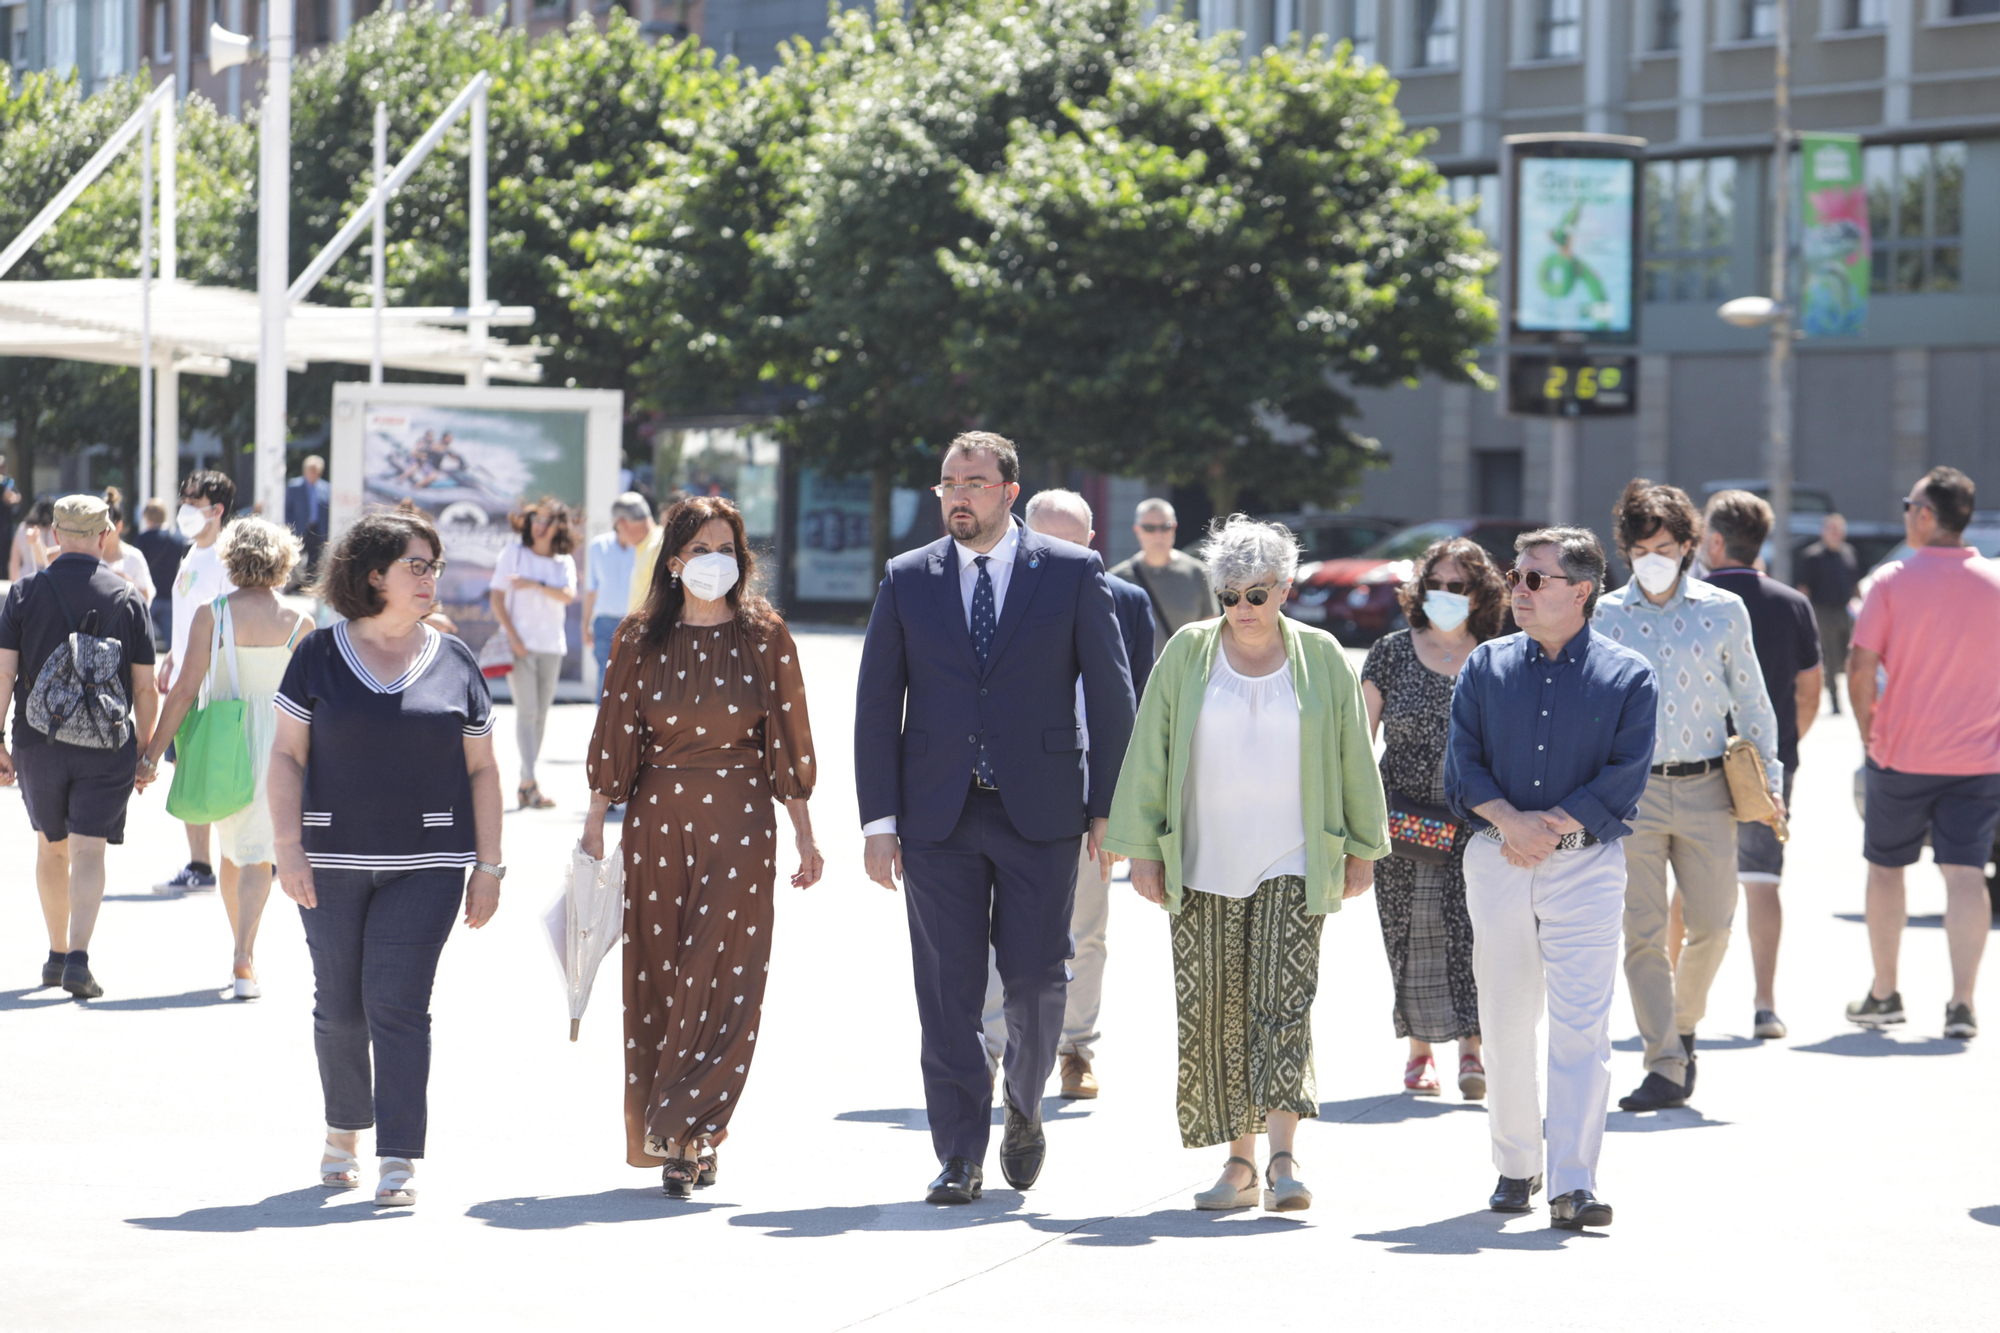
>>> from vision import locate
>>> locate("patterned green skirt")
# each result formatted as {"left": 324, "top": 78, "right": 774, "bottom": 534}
{"left": 1171, "top": 875, "right": 1324, "bottom": 1149}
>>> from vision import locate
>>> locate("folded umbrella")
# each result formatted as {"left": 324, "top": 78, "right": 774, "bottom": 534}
{"left": 544, "top": 841, "right": 626, "bottom": 1041}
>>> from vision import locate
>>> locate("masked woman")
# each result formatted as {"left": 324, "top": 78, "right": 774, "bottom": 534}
{"left": 1360, "top": 538, "right": 1508, "bottom": 1099}
{"left": 583, "top": 496, "right": 824, "bottom": 1198}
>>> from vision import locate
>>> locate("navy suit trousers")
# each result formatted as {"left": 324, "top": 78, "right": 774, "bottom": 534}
{"left": 901, "top": 786, "right": 1080, "bottom": 1165}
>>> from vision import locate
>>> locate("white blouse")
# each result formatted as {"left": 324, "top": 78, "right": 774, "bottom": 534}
{"left": 1179, "top": 650, "right": 1307, "bottom": 899}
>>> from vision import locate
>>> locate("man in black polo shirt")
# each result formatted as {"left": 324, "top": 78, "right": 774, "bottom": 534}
{"left": 1795, "top": 514, "right": 1859, "bottom": 714}
{"left": 1701, "top": 491, "right": 1822, "bottom": 1040}
{"left": 0, "top": 494, "right": 159, "bottom": 999}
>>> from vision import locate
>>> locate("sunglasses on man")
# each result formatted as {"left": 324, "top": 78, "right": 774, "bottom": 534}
{"left": 1504, "top": 568, "right": 1576, "bottom": 592}
{"left": 1137, "top": 522, "right": 1176, "bottom": 534}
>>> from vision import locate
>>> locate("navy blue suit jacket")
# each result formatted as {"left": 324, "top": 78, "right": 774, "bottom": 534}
{"left": 284, "top": 477, "right": 330, "bottom": 539}
{"left": 856, "top": 528, "right": 1138, "bottom": 844}
{"left": 1106, "top": 573, "right": 1154, "bottom": 703}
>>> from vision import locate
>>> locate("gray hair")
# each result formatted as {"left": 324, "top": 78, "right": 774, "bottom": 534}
{"left": 1136, "top": 497, "right": 1176, "bottom": 523}
{"left": 1515, "top": 526, "right": 1608, "bottom": 617}
{"left": 1024, "top": 488, "right": 1092, "bottom": 533}
{"left": 611, "top": 491, "right": 653, "bottom": 525}
{"left": 1198, "top": 514, "right": 1300, "bottom": 592}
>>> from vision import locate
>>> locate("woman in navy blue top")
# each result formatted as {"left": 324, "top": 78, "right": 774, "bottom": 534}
{"left": 270, "top": 510, "right": 503, "bottom": 1208}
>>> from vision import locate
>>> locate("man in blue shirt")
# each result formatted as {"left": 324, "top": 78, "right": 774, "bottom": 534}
{"left": 1447, "top": 527, "right": 1657, "bottom": 1232}
{"left": 582, "top": 492, "right": 654, "bottom": 699}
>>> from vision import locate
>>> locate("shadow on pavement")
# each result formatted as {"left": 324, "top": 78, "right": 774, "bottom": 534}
{"left": 1056, "top": 1208, "right": 1307, "bottom": 1246}
{"left": 834, "top": 1098, "right": 1092, "bottom": 1131}
{"left": 1605, "top": 1108, "right": 1730, "bottom": 1132}
{"left": 81, "top": 988, "right": 237, "bottom": 1012}
{"left": 0, "top": 986, "right": 74, "bottom": 1011}
{"left": 1611, "top": 1035, "right": 1760, "bottom": 1053}
{"left": 1970, "top": 1206, "right": 2000, "bottom": 1228}
{"left": 1355, "top": 1210, "right": 1603, "bottom": 1253}
{"left": 731, "top": 1193, "right": 1039, "bottom": 1237}
{"left": 1318, "top": 1095, "right": 1486, "bottom": 1125}
{"left": 466, "top": 1190, "right": 730, "bottom": 1229}
{"left": 127, "top": 1188, "right": 404, "bottom": 1231}
{"left": 102, "top": 893, "right": 183, "bottom": 902}
{"left": 1792, "top": 1029, "right": 1966, "bottom": 1057}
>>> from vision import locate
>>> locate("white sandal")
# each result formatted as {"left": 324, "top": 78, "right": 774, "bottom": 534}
{"left": 319, "top": 1135, "right": 360, "bottom": 1189}
{"left": 374, "top": 1157, "right": 417, "bottom": 1207}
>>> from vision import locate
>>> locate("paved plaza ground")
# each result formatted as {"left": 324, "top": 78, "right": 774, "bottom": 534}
{"left": 3, "top": 627, "right": 1998, "bottom": 1331}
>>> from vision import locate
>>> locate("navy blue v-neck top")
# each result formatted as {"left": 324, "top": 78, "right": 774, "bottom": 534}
{"left": 275, "top": 622, "right": 493, "bottom": 871}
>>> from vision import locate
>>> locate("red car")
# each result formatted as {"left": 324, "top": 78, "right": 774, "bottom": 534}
{"left": 1286, "top": 519, "right": 1539, "bottom": 644}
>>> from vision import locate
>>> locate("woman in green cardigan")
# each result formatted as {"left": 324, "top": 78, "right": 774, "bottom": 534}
{"left": 1103, "top": 515, "right": 1389, "bottom": 1213}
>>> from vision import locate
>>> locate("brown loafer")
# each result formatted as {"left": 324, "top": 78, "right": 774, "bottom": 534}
{"left": 1059, "top": 1052, "right": 1098, "bottom": 1100}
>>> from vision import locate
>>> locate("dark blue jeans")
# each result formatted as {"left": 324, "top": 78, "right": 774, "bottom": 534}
{"left": 592, "top": 614, "right": 621, "bottom": 700}
{"left": 299, "top": 866, "right": 464, "bottom": 1159}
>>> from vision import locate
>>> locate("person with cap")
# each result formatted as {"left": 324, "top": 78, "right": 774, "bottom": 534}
{"left": 0, "top": 495, "right": 161, "bottom": 998}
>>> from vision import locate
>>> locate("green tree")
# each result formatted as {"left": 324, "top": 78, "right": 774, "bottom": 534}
{"left": 0, "top": 70, "right": 256, "bottom": 501}
{"left": 942, "top": 24, "right": 1496, "bottom": 514}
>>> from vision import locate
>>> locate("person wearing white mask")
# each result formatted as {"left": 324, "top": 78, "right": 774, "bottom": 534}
{"left": 1362, "top": 539, "right": 1508, "bottom": 1100}
{"left": 1594, "top": 480, "right": 1784, "bottom": 1113}
{"left": 153, "top": 471, "right": 238, "bottom": 896}
{"left": 488, "top": 496, "right": 579, "bottom": 810}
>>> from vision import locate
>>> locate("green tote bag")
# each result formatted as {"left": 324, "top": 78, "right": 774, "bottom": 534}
{"left": 166, "top": 597, "right": 256, "bottom": 825}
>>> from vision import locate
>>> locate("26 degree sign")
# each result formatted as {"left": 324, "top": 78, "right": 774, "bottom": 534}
{"left": 1506, "top": 354, "right": 1639, "bottom": 417}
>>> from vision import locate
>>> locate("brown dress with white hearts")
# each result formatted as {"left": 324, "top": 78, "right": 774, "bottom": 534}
{"left": 586, "top": 615, "right": 815, "bottom": 1168}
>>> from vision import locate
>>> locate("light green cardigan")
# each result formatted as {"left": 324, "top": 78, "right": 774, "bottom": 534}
{"left": 1102, "top": 614, "right": 1390, "bottom": 916}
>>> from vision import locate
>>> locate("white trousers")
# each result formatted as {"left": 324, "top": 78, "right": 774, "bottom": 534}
{"left": 1464, "top": 835, "right": 1626, "bottom": 1197}
{"left": 984, "top": 836, "right": 1105, "bottom": 1072}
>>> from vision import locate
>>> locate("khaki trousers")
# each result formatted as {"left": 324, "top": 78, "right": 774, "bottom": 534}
{"left": 1622, "top": 767, "right": 1738, "bottom": 1086}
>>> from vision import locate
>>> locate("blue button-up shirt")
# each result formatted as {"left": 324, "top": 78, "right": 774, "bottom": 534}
{"left": 584, "top": 531, "right": 640, "bottom": 621}
{"left": 1445, "top": 627, "right": 1659, "bottom": 845}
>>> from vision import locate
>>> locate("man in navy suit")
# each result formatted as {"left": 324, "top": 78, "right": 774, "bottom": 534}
{"left": 857, "top": 434, "right": 1136, "bottom": 1204}
{"left": 283, "top": 454, "right": 331, "bottom": 574}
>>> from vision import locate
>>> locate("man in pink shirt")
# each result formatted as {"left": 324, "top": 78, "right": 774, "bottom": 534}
{"left": 1847, "top": 466, "right": 2000, "bottom": 1040}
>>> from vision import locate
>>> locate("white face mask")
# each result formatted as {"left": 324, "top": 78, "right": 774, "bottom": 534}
{"left": 175, "top": 502, "right": 211, "bottom": 539}
{"left": 678, "top": 551, "right": 739, "bottom": 603}
{"left": 1423, "top": 589, "right": 1470, "bottom": 632}
{"left": 1632, "top": 551, "right": 1683, "bottom": 596}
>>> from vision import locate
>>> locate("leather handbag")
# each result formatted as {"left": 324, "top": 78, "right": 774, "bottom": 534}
{"left": 1722, "top": 735, "right": 1789, "bottom": 843}
{"left": 165, "top": 598, "right": 255, "bottom": 825}
{"left": 1386, "top": 790, "right": 1462, "bottom": 865}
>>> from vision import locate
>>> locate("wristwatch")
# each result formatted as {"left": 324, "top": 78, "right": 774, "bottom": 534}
{"left": 474, "top": 860, "right": 507, "bottom": 882}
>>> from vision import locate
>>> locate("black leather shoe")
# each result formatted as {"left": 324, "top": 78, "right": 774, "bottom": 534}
{"left": 60, "top": 961, "right": 102, "bottom": 1000}
{"left": 1616, "top": 1071, "right": 1687, "bottom": 1112}
{"left": 1488, "top": 1173, "right": 1542, "bottom": 1213}
{"left": 1549, "top": 1188, "right": 1614, "bottom": 1231}
{"left": 1679, "top": 1032, "right": 1698, "bottom": 1098}
{"left": 999, "top": 1101, "right": 1046, "bottom": 1190}
{"left": 926, "top": 1157, "right": 983, "bottom": 1205}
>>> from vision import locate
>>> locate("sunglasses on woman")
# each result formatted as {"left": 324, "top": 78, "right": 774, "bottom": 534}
{"left": 1423, "top": 578, "right": 1467, "bottom": 594}
{"left": 1504, "top": 568, "right": 1575, "bottom": 592}
{"left": 1217, "top": 585, "right": 1275, "bottom": 608}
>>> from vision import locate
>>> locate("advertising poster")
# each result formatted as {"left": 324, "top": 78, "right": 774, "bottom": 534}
{"left": 1514, "top": 156, "right": 1636, "bottom": 336}
{"left": 1800, "top": 133, "right": 1870, "bottom": 338}
{"left": 362, "top": 403, "right": 589, "bottom": 680}
{"left": 795, "top": 468, "right": 877, "bottom": 602}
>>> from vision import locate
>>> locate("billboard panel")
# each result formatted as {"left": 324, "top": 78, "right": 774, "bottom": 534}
{"left": 1799, "top": 133, "right": 1869, "bottom": 338}
{"left": 1512, "top": 154, "right": 1638, "bottom": 339}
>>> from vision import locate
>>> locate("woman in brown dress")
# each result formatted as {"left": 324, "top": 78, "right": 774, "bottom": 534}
{"left": 583, "top": 496, "right": 823, "bottom": 1198}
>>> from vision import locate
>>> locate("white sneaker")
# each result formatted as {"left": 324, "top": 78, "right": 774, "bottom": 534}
{"left": 232, "top": 976, "right": 262, "bottom": 1001}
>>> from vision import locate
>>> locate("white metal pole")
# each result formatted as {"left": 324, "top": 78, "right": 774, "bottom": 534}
{"left": 1768, "top": 0, "right": 1794, "bottom": 586}
{"left": 157, "top": 80, "right": 179, "bottom": 504}
{"left": 467, "top": 83, "right": 487, "bottom": 388}
{"left": 140, "top": 109, "right": 154, "bottom": 506}
{"left": 159, "top": 88, "right": 176, "bottom": 282}
{"left": 1548, "top": 416, "right": 1578, "bottom": 525}
{"left": 255, "top": 0, "right": 292, "bottom": 521}
{"left": 372, "top": 101, "right": 386, "bottom": 385}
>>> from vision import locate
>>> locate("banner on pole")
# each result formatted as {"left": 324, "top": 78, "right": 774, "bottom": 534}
{"left": 1799, "top": 133, "right": 1869, "bottom": 338}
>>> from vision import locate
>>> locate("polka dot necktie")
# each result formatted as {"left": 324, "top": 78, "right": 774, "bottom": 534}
{"left": 971, "top": 555, "right": 996, "bottom": 786}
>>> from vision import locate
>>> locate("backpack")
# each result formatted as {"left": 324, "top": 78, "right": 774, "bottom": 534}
{"left": 24, "top": 573, "right": 133, "bottom": 749}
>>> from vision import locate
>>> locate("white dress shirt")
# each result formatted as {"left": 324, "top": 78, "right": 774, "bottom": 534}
{"left": 863, "top": 520, "right": 1023, "bottom": 838}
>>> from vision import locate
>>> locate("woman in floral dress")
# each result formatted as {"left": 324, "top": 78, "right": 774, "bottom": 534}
{"left": 583, "top": 496, "right": 823, "bottom": 1197}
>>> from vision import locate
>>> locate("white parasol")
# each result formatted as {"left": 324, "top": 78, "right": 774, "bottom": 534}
{"left": 543, "top": 841, "right": 626, "bottom": 1041}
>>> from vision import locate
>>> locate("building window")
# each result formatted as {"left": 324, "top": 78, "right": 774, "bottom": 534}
{"left": 1340, "top": 0, "right": 1376, "bottom": 65}
{"left": 94, "top": 0, "right": 124, "bottom": 79}
{"left": 1867, "top": 141, "right": 1963, "bottom": 293}
{"left": 1644, "top": 156, "right": 1736, "bottom": 302}
{"left": 1534, "top": 0, "right": 1580, "bottom": 58}
{"left": 1415, "top": 0, "right": 1456, "bottom": 67}
{"left": 1950, "top": 1, "right": 2000, "bottom": 17}
{"left": 152, "top": 0, "right": 168, "bottom": 62}
{"left": 1741, "top": 0, "right": 1777, "bottom": 38}
{"left": 1446, "top": 172, "right": 1499, "bottom": 244}
{"left": 1652, "top": 0, "right": 1680, "bottom": 49}
{"left": 1477, "top": 452, "right": 1524, "bottom": 520}
{"left": 1842, "top": 0, "right": 1885, "bottom": 26}
{"left": 49, "top": 0, "right": 77, "bottom": 74}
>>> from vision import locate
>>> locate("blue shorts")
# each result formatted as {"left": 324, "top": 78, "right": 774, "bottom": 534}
{"left": 15, "top": 736, "right": 137, "bottom": 844}
{"left": 1862, "top": 763, "right": 2000, "bottom": 870}
{"left": 1738, "top": 769, "right": 1796, "bottom": 882}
